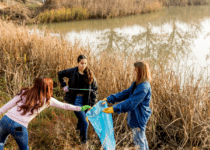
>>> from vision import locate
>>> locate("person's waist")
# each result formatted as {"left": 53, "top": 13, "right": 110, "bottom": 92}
{"left": 5, "top": 114, "right": 29, "bottom": 128}
{"left": 76, "top": 93, "right": 84, "bottom": 96}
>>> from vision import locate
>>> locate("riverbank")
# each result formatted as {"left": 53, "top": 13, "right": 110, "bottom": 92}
{"left": 0, "top": 0, "right": 209, "bottom": 24}
{"left": 38, "top": 0, "right": 162, "bottom": 23}
{"left": 0, "top": 0, "right": 42, "bottom": 24}
{"left": 0, "top": 20, "right": 209, "bottom": 149}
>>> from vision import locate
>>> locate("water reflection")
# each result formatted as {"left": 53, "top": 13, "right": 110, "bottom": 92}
{"left": 97, "top": 29, "right": 133, "bottom": 54}
{"left": 31, "top": 4, "right": 210, "bottom": 71}
{"left": 34, "top": 4, "right": 210, "bottom": 32}
{"left": 96, "top": 19, "right": 202, "bottom": 65}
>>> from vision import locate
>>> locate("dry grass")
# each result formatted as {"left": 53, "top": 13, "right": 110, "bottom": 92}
{"left": 0, "top": 0, "right": 42, "bottom": 24}
{"left": 39, "top": 0, "right": 162, "bottom": 23}
{"left": 1, "top": 20, "right": 210, "bottom": 149}
{"left": 160, "top": 0, "right": 208, "bottom": 6}
{"left": 0, "top": 0, "right": 208, "bottom": 24}
{"left": 38, "top": 0, "right": 209, "bottom": 23}
{"left": 38, "top": 7, "right": 90, "bottom": 23}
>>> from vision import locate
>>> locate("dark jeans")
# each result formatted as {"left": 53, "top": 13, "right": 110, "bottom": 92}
{"left": 74, "top": 96, "right": 88, "bottom": 143}
{"left": 0, "top": 115, "right": 29, "bottom": 150}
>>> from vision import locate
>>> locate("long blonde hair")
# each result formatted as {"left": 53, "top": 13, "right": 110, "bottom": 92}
{"left": 134, "top": 61, "right": 152, "bottom": 84}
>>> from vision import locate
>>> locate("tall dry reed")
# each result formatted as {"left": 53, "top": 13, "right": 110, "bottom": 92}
{"left": 1, "top": 20, "right": 210, "bottom": 149}
{"left": 42, "top": 0, "right": 208, "bottom": 18}
{"left": 160, "top": 0, "right": 207, "bottom": 6}
{"left": 40, "top": 0, "right": 162, "bottom": 21}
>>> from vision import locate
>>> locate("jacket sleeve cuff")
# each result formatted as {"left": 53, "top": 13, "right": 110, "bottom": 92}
{"left": 113, "top": 105, "right": 121, "bottom": 114}
{"left": 107, "top": 97, "right": 110, "bottom": 103}
{"left": 107, "top": 97, "right": 114, "bottom": 104}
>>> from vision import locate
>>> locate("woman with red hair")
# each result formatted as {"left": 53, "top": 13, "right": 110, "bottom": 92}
{"left": 0, "top": 77, "right": 91, "bottom": 150}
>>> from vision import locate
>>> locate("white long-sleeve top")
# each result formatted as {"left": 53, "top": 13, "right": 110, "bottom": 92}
{"left": 0, "top": 95, "right": 81, "bottom": 127}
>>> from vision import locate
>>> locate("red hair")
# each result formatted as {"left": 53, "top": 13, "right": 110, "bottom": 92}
{"left": 17, "top": 77, "right": 53, "bottom": 115}
{"left": 134, "top": 61, "right": 152, "bottom": 84}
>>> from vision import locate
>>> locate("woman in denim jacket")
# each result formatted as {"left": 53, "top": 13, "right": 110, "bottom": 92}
{"left": 58, "top": 55, "right": 98, "bottom": 144}
{"left": 102, "top": 61, "right": 152, "bottom": 150}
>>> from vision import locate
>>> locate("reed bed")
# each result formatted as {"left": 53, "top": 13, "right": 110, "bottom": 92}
{"left": 1, "top": 0, "right": 208, "bottom": 24}
{"left": 38, "top": 0, "right": 208, "bottom": 23}
{"left": 1, "top": 20, "right": 210, "bottom": 149}
{"left": 38, "top": 0, "right": 162, "bottom": 23}
{"left": 38, "top": 7, "right": 90, "bottom": 23}
{"left": 160, "top": 0, "right": 208, "bottom": 6}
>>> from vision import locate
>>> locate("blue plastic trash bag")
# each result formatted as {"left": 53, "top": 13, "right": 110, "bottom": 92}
{"left": 86, "top": 101, "right": 116, "bottom": 150}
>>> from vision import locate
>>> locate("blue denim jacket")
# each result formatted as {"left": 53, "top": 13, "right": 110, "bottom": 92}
{"left": 107, "top": 81, "right": 152, "bottom": 131}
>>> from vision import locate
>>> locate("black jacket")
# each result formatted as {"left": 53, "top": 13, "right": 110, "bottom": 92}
{"left": 58, "top": 67, "right": 98, "bottom": 106}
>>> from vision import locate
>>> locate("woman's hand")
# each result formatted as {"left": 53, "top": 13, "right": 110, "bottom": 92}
{"left": 63, "top": 86, "right": 69, "bottom": 92}
{"left": 81, "top": 105, "right": 92, "bottom": 111}
{"left": 102, "top": 107, "right": 114, "bottom": 113}
{"left": 102, "top": 98, "right": 107, "bottom": 101}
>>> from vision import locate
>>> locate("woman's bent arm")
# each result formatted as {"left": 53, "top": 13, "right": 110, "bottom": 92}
{"left": 58, "top": 69, "right": 71, "bottom": 87}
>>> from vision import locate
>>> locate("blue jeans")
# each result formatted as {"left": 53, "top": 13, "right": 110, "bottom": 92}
{"left": 132, "top": 128, "right": 149, "bottom": 150}
{"left": 74, "top": 96, "right": 88, "bottom": 143}
{"left": 0, "top": 115, "right": 29, "bottom": 150}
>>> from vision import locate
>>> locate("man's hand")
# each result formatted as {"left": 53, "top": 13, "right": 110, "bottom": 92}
{"left": 102, "top": 107, "right": 114, "bottom": 113}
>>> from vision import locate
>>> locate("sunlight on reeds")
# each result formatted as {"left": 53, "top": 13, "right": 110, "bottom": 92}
{"left": 38, "top": 7, "right": 89, "bottom": 23}
{"left": 39, "top": 0, "right": 162, "bottom": 23}
{"left": 0, "top": 0, "right": 207, "bottom": 24}
{"left": 40, "top": 0, "right": 208, "bottom": 23}
{"left": 1, "top": 20, "right": 210, "bottom": 149}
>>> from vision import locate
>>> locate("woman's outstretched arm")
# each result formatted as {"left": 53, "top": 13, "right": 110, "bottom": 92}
{"left": 0, "top": 95, "right": 21, "bottom": 115}
{"left": 49, "top": 97, "right": 81, "bottom": 111}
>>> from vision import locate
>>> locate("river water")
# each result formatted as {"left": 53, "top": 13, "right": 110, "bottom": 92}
{"left": 32, "top": 3, "right": 210, "bottom": 83}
